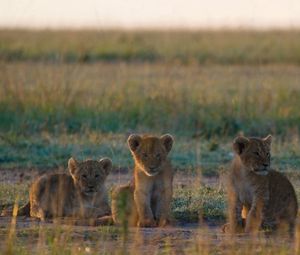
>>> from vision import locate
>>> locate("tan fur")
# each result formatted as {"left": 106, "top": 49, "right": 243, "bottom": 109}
{"left": 226, "top": 135, "right": 298, "bottom": 235}
{"left": 112, "top": 134, "right": 174, "bottom": 227}
{"left": 111, "top": 182, "right": 138, "bottom": 227}
{"left": 29, "top": 158, "right": 112, "bottom": 221}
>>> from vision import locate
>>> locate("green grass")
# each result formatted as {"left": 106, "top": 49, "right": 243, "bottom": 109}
{"left": 0, "top": 183, "right": 28, "bottom": 207}
{"left": 1, "top": 131, "right": 300, "bottom": 175}
{"left": 172, "top": 185, "right": 226, "bottom": 222}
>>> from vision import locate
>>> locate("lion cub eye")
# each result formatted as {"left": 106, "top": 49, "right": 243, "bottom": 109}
{"left": 95, "top": 174, "right": 99, "bottom": 178}
{"left": 82, "top": 174, "right": 87, "bottom": 179}
{"left": 253, "top": 152, "right": 260, "bottom": 156}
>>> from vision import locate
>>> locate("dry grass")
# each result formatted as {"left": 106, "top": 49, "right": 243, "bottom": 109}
{"left": 1, "top": 30, "right": 300, "bottom": 64}
{"left": 1, "top": 62, "right": 300, "bottom": 172}
{"left": 1, "top": 63, "right": 300, "bottom": 137}
{"left": 1, "top": 30, "right": 300, "bottom": 254}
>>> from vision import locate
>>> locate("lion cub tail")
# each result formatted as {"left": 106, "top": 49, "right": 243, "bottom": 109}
{"left": 1, "top": 202, "right": 30, "bottom": 217}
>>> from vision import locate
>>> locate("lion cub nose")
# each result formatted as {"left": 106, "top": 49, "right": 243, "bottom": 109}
{"left": 149, "top": 166, "right": 156, "bottom": 171}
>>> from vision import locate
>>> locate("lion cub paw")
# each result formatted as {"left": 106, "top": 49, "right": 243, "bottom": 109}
{"left": 221, "top": 222, "right": 245, "bottom": 234}
{"left": 157, "top": 218, "right": 175, "bottom": 227}
{"left": 138, "top": 218, "right": 157, "bottom": 228}
{"left": 221, "top": 223, "right": 229, "bottom": 233}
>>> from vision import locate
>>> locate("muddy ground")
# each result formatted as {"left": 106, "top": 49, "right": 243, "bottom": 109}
{"left": 0, "top": 216, "right": 293, "bottom": 254}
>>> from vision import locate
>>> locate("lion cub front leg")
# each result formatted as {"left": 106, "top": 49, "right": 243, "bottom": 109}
{"left": 134, "top": 189, "right": 156, "bottom": 227}
{"left": 245, "top": 197, "right": 264, "bottom": 234}
{"left": 154, "top": 187, "right": 172, "bottom": 227}
{"left": 226, "top": 194, "right": 244, "bottom": 233}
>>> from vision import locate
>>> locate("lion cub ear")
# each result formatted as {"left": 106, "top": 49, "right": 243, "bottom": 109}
{"left": 127, "top": 134, "right": 142, "bottom": 152}
{"left": 160, "top": 134, "right": 174, "bottom": 153}
{"left": 233, "top": 136, "right": 249, "bottom": 155}
{"left": 263, "top": 134, "right": 272, "bottom": 147}
{"left": 99, "top": 158, "right": 112, "bottom": 176}
{"left": 68, "top": 157, "right": 78, "bottom": 175}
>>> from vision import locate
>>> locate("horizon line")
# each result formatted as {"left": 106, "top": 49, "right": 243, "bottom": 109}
{"left": 1, "top": 24, "right": 300, "bottom": 31}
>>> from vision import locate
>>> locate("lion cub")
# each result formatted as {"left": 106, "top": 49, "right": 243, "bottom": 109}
{"left": 226, "top": 135, "right": 298, "bottom": 235}
{"left": 29, "top": 157, "right": 112, "bottom": 221}
{"left": 112, "top": 134, "right": 174, "bottom": 227}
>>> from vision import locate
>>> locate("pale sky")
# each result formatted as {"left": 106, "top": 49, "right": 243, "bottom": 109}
{"left": 1, "top": 0, "right": 300, "bottom": 29}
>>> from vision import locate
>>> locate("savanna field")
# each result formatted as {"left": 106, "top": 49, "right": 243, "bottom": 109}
{"left": 1, "top": 30, "right": 300, "bottom": 254}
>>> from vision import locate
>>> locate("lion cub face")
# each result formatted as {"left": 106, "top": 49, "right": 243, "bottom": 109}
{"left": 68, "top": 158, "right": 112, "bottom": 196}
{"left": 128, "top": 134, "right": 174, "bottom": 177}
{"left": 233, "top": 135, "right": 272, "bottom": 175}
